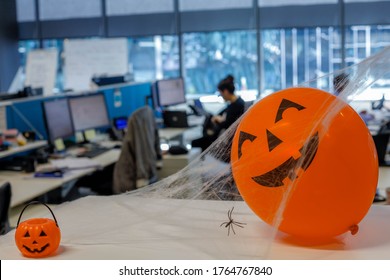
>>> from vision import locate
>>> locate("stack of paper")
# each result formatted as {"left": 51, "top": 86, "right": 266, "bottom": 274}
{"left": 50, "top": 158, "right": 102, "bottom": 170}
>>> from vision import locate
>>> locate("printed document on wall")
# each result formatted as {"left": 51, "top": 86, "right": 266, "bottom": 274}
{"left": 24, "top": 49, "right": 58, "bottom": 96}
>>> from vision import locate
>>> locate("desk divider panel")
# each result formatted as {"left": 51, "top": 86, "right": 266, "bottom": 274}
{"left": 102, "top": 82, "right": 152, "bottom": 120}
{"left": 4, "top": 82, "right": 153, "bottom": 141}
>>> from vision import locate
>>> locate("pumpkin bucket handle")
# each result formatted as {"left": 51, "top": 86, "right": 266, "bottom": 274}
{"left": 16, "top": 201, "right": 59, "bottom": 228}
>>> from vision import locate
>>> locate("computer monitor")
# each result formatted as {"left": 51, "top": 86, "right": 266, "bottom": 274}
{"left": 42, "top": 98, "right": 74, "bottom": 143}
{"left": 155, "top": 77, "right": 186, "bottom": 107}
{"left": 113, "top": 117, "right": 128, "bottom": 130}
{"left": 68, "top": 94, "right": 110, "bottom": 132}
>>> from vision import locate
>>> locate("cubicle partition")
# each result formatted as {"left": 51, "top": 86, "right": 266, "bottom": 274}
{"left": 4, "top": 82, "right": 153, "bottom": 140}
{"left": 102, "top": 82, "right": 152, "bottom": 120}
{"left": 5, "top": 96, "right": 57, "bottom": 140}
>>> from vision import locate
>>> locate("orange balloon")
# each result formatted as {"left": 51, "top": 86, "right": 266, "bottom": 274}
{"left": 231, "top": 87, "right": 378, "bottom": 240}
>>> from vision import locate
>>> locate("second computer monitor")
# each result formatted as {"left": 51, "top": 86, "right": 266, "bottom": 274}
{"left": 155, "top": 77, "right": 186, "bottom": 107}
{"left": 69, "top": 94, "right": 110, "bottom": 132}
{"left": 42, "top": 98, "right": 74, "bottom": 143}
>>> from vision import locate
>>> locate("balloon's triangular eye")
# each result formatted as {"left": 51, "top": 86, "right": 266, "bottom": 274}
{"left": 39, "top": 230, "right": 47, "bottom": 237}
{"left": 275, "top": 99, "right": 305, "bottom": 123}
{"left": 238, "top": 131, "right": 257, "bottom": 159}
{"left": 24, "top": 231, "right": 30, "bottom": 238}
{"left": 266, "top": 130, "right": 283, "bottom": 152}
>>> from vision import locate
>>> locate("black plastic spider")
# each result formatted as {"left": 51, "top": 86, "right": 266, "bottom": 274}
{"left": 220, "top": 207, "right": 246, "bottom": 236}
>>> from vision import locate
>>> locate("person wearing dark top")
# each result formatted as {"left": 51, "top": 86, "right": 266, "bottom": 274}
{"left": 191, "top": 75, "right": 245, "bottom": 152}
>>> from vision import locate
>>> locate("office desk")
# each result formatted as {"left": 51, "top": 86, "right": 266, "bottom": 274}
{"left": 1, "top": 148, "right": 121, "bottom": 208}
{"left": 0, "top": 174, "right": 62, "bottom": 208}
{"left": 3, "top": 142, "right": 199, "bottom": 208}
{"left": 0, "top": 140, "right": 47, "bottom": 159}
{"left": 1, "top": 195, "right": 390, "bottom": 259}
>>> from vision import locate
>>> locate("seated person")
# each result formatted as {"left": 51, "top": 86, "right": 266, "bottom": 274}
{"left": 192, "top": 75, "right": 245, "bottom": 152}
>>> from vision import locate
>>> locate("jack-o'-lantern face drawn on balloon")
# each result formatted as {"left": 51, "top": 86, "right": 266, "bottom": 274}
{"left": 237, "top": 99, "right": 320, "bottom": 188}
{"left": 231, "top": 88, "right": 378, "bottom": 240}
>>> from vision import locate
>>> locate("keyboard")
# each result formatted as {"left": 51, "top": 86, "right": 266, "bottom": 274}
{"left": 77, "top": 147, "right": 110, "bottom": 158}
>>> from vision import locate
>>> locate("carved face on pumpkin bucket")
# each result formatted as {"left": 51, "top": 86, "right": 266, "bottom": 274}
{"left": 231, "top": 87, "right": 378, "bottom": 240}
{"left": 15, "top": 218, "right": 61, "bottom": 258}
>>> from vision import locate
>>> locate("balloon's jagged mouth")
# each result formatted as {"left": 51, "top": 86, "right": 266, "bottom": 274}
{"left": 252, "top": 132, "right": 319, "bottom": 187}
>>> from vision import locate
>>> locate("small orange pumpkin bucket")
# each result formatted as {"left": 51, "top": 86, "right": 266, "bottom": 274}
{"left": 14, "top": 201, "right": 61, "bottom": 258}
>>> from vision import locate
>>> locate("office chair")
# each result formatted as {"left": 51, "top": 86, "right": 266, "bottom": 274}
{"left": 113, "top": 106, "right": 162, "bottom": 194}
{"left": 0, "top": 182, "right": 12, "bottom": 235}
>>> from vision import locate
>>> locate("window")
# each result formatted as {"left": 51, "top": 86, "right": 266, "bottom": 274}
{"left": 182, "top": 30, "right": 258, "bottom": 95}
{"left": 345, "top": 25, "right": 390, "bottom": 100}
{"left": 17, "top": 25, "right": 390, "bottom": 98}
{"left": 17, "top": 36, "right": 179, "bottom": 93}
{"left": 345, "top": 25, "right": 390, "bottom": 65}
{"left": 261, "top": 27, "right": 342, "bottom": 96}
{"left": 128, "top": 35, "right": 179, "bottom": 82}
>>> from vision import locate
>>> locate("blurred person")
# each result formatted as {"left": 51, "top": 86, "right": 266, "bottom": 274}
{"left": 192, "top": 75, "right": 245, "bottom": 152}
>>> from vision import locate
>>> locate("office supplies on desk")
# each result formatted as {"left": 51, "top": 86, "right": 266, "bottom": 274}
{"left": 51, "top": 158, "right": 102, "bottom": 170}
{"left": 77, "top": 146, "right": 109, "bottom": 158}
{"left": 0, "top": 156, "right": 36, "bottom": 173}
{"left": 34, "top": 167, "right": 64, "bottom": 178}
{"left": 22, "top": 131, "right": 36, "bottom": 141}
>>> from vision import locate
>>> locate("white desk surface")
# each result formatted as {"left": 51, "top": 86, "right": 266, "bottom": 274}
{"left": 3, "top": 144, "right": 199, "bottom": 208}
{"left": 1, "top": 195, "right": 390, "bottom": 260}
{"left": 0, "top": 140, "right": 47, "bottom": 159}
{"left": 2, "top": 148, "right": 121, "bottom": 208}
